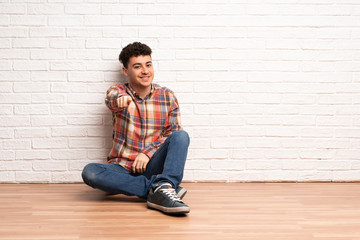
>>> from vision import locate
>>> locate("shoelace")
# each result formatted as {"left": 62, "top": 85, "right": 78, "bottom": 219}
{"left": 160, "top": 188, "right": 182, "bottom": 202}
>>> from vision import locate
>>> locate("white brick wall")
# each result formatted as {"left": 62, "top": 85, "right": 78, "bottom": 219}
{"left": 1, "top": 0, "right": 360, "bottom": 183}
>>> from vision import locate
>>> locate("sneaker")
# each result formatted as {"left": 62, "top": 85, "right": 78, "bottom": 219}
{"left": 147, "top": 183, "right": 190, "bottom": 214}
{"left": 176, "top": 186, "right": 187, "bottom": 200}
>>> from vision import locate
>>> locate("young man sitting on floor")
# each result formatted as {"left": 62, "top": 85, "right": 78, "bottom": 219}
{"left": 82, "top": 42, "right": 190, "bottom": 215}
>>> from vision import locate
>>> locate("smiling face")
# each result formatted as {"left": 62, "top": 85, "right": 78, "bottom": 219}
{"left": 123, "top": 55, "right": 154, "bottom": 97}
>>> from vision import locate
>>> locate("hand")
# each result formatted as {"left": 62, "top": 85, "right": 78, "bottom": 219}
{"left": 132, "top": 153, "right": 150, "bottom": 174}
{"left": 116, "top": 95, "right": 132, "bottom": 109}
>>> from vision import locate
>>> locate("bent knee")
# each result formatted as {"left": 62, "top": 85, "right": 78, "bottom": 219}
{"left": 82, "top": 163, "right": 100, "bottom": 184}
{"left": 171, "top": 130, "right": 190, "bottom": 145}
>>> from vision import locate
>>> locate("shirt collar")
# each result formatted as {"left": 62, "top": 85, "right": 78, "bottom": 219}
{"left": 126, "top": 83, "right": 155, "bottom": 100}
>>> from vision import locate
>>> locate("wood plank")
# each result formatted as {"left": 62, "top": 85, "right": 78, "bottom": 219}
{"left": 0, "top": 183, "right": 360, "bottom": 240}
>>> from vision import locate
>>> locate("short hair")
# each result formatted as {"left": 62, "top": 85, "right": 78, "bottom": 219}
{"left": 119, "top": 42, "right": 152, "bottom": 69}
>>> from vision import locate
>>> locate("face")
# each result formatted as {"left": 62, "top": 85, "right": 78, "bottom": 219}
{"left": 123, "top": 55, "right": 154, "bottom": 93}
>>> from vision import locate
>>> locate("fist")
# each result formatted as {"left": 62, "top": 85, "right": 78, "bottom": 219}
{"left": 116, "top": 95, "right": 132, "bottom": 109}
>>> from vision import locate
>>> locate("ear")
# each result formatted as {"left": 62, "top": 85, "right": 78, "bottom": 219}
{"left": 122, "top": 66, "right": 128, "bottom": 77}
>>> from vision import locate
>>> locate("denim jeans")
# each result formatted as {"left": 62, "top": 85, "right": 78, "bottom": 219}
{"left": 81, "top": 130, "right": 190, "bottom": 199}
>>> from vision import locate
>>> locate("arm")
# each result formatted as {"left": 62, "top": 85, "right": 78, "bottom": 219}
{"left": 105, "top": 85, "right": 132, "bottom": 112}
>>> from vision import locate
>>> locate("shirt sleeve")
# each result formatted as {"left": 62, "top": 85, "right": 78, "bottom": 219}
{"left": 141, "top": 93, "right": 182, "bottom": 159}
{"left": 105, "top": 84, "right": 128, "bottom": 112}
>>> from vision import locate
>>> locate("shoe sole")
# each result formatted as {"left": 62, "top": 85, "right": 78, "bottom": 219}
{"left": 177, "top": 188, "right": 187, "bottom": 199}
{"left": 147, "top": 201, "right": 190, "bottom": 214}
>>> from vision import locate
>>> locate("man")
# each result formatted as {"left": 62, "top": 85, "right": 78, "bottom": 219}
{"left": 82, "top": 42, "right": 190, "bottom": 215}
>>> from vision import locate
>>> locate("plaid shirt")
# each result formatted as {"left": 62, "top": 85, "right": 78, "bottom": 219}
{"left": 105, "top": 83, "right": 182, "bottom": 171}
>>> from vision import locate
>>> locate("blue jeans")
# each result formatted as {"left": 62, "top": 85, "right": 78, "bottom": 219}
{"left": 81, "top": 130, "right": 190, "bottom": 199}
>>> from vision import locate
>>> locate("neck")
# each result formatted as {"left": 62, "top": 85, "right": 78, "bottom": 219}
{"left": 129, "top": 83, "right": 151, "bottom": 99}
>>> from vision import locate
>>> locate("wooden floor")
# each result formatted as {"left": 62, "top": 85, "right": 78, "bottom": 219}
{"left": 1, "top": 183, "right": 360, "bottom": 240}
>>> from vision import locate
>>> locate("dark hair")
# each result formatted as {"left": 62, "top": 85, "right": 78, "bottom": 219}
{"left": 119, "top": 42, "right": 152, "bottom": 69}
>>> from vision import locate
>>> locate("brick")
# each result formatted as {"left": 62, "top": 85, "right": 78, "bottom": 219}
{"left": 0, "top": 150, "right": 15, "bottom": 160}
{"left": 158, "top": 16, "right": 228, "bottom": 27}
{"left": 51, "top": 105, "right": 89, "bottom": 115}
{"left": 31, "top": 93, "right": 65, "bottom": 104}
{"left": 16, "top": 150, "right": 50, "bottom": 160}
{"left": 0, "top": 116, "right": 30, "bottom": 127}
{"left": 87, "top": 149, "right": 109, "bottom": 160}
{"left": 52, "top": 150, "right": 86, "bottom": 160}
{"left": 247, "top": 138, "right": 281, "bottom": 148}
{"left": 263, "top": 170, "right": 299, "bottom": 182}
{"left": 0, "top": 60, "right": 11, "bottom": 70}
{"left": 229, "top": 171, "right": 265, "bottom": 182}
{"left": 67, "top": 93, "right": 103, "bottom": 104}
{"left": 69, "top": 161, "right": 94, "bottom": 171}
{"left": 122, "top": 16, "right": 156, "bottom": 26}
{"left": 0, "top": 128, "right": 14, "bottom": 139}
{"left": 66, "top": 28, "right": 102, "bottom": 38}
{"left": 211, "top": 138, "right": 245, "bottom": 149}
{"left": 30, "top": 50, "right": 65, "bottom": 60}
{"left": 16, "top": 172, "right": 51, "bottom": 183}
{"left": 211, "top": 160, "right": 245, "bottom": 170}
{"left": 14, "top": 83, "right": 49, "bottom": 93}
{"left": 0, "top": 49, "right": 29, "bottom": 60}
{"left": 48, "top": 16, "right": 83, "bottom": 26}
{"left": 84, "top": 16, "right": 122, "bottom": 26}
{"left": 27, "top": 4, "right": 64, "bottom": 14}
{"left": 50, "top": 39, "right": 85, "bottom": 49}
{"left": 0, "top": 28, "right": 27, "bottom": 37}
{"left": 139, "top": 28, "right": 173, "bottom": 38}
{"left": 0, "top": 161, "right": 32, "bottom": 171}
{"left": 102, "top": 27, "right": 137, "bottom": 37}
{"left": 193, "top": 149, "right": 228, "bottom": 159}
{"left": 31, "top": 71, "right": 66, "bottom": 82}
{"left": 15, "top": 105, "right": 49, "bottom": 115}
{"left": 185, "top": 160, "right": 211, "bottom": 170}
{"left": 15, "top": 128, "right": 50, "bottom": 138}
{"left": 332, "top": 171, "right": 360, "bottom": 181}
{"left": 0, "top": 172, "right": 15, "bottom": 183}
{"left": 0, "top": 15, "right": 9, "bottom": 26}
{"left": 32, "top": 138, "right": 68, "bottom": 149}
{"left": 298, "top": 171, "right": 333, "bottom": 182}
{"left": 86, "top": 39, "right": 122, "bottom": 49}
{"left": 51, "top": 172, "right": 82, "bottom": 183}
{"left": 0, "top": 4, "right": 26, "bottom": 14}
{"left": 33, "top": 161, "right": 67, "bottom": 171}
{"left": 3, "top": 140, "right": 31, "bottom": 150}
{"left": 193, "top": 104, "right": 229, "bottom": 115}
{"left": 31, "top": 116, "right": 66, "bottom": 127}
{"left": 50, "top": 83, "right": 84, "bottom": 93}
{"left": 0, "top": 105, "right": 13, "bottom": 115}
{"left": 30, "top": 27, "right": 65, "bottom": 37}
{"left": 283, "top": 160, "right": 316, "bottom": 170}
{"left": 101, "top": 5, "right": 137, "bottom": 14}
{"left": 52, "top": 127, "right": 87, "bottom": 137}
{"left": 65, "top": 5, "right": 100, "bottom": 14}
{"left": 0, "top": 82, "right": 12, "bottom": 93}
{"left": 13, "top": 61, "right": 48, "bottom": 71}
{"left": 317, "top": 116, "right": 353, "bottom": 127}
{"left": 50, "top": 61, "right": 86, "bottom": 71}
{"left": 209, "top": 114, "right": 245, "bottom": 126}
{"left": 69, "top": 138, "right": 105, "bottom": 149}
{"left": 67, "top": 50, "right": 100, "bottom": 60}
{"left": 11, "top": 16, "right": 45, "bottom": 26}
{"left": 193, "top": 170, "right": 229, "bottom": 182}
{"left": 68, "top": 117, "right": 103, "bottom": 125}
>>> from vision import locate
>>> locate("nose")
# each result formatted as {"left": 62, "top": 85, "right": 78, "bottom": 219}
{"left": 141, "top": 66, "right": 149, "bottom": 74}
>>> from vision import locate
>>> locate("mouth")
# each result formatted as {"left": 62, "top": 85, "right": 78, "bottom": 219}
{"left": 140, "top": 76, "right": 151, "bottom": 81}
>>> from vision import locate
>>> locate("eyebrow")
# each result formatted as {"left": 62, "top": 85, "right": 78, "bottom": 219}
{"left": 132, "top": 61, "right": 152, "bottom": 67}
